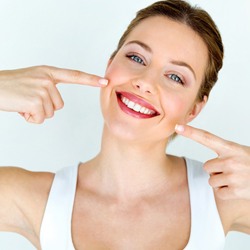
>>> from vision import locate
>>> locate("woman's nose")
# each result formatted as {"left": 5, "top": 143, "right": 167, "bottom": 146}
{"left": 132, "top": 76, "right": 157, "bottom": 95}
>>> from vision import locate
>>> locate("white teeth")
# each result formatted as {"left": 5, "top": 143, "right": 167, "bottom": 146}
{"left": 121, "top": 96, "right": 156, "bottom": 115}
{"left": 140, "top": 107, "right": 146, "bottom": 114}
{"left": 128, "top": 101, "right": 135, "bottom": 109}
{"left": 133, "top": 104, "right": 141, "bottom": 112}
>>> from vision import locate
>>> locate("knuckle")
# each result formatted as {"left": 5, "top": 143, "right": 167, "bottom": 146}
{"left": 236, "top": 144, "right": 250, "bottom": 157}
{"left": 41, "top": 78, "right": 53, "bottom": 88}
{"left": 28, "top": 102, "right": 44, "bottom": 117}
{"left": 208, "top": 174, "right": 219, "bottom": 187}
{"left": 203, "top": 162, "right": 210, "bottom": 172}
{"left": 38, "top": 88, "right": 49, "bottom": 99}
{"left": 208, "top": 176, "right": 215, "bottom": 187}
{"left": 203, "top": 166, "right": 209, "bottom": 173}
{"left": 29, "top": 98, "right": 43, "bottom": 111}
{"left": 34, "top": 65, "right": 49, "bottom": 77}
{"left": 34, "top": 65, "right": 46, "bottom": 72}
{"left": 45, "top": 107, "right": 55, "bottom": 118}
{"left": 226, "top": 140, "right": 236, "bottom": 148}
{"left": 31, "top": 116, "right": 45, "bottom": 124}
{"left": 55, "top": 100, "right": 64, "bottom": 110}
{"left": 37, "top": 65, "right": 53, "bottom": 74}
{"left": 45, "top": 105, "right": 55, "bottom": 118}
{"left": 224, "top": 140, "right": 238, "bottom": 153}
{"left": 36, "top": 119, "right": 44, "bottom": 124}
{"left": 208, "top": 178, "right": 213, "bottom": 186}
{"left": 36, "top": 119, "right": 45, "bottom": 124}
{"left": 37, "top": 65, "right": 48, "bottom": 70}
{"left": 217, "top": 188, "right": 230, "bottom": 200}
{"left": 46, "top": 112, "right": 54, "bottom": 119}
{"left": 35, "top": 66, "right": 56, "bottom": 85}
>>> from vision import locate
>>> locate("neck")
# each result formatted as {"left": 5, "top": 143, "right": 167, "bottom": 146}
{"left": 89, "top": 125, "right": 176, "bottom": 202}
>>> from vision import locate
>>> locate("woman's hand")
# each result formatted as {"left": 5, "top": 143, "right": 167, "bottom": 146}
{"left": 0, "top": 65, "right": 108, "bottom": 123}
{"left": 175, "top": 124, "right": 250, "bottom": 200}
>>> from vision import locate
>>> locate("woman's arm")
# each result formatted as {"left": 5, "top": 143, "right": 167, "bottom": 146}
{"left": 0, "top": 65, "right": 108, "bottom": 247}
{"left": 0, "top": 167, "right": 54, "bottom": 248}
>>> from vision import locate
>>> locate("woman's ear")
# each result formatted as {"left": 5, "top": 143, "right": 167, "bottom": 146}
{"left": 186, "top": 95, "right": 208, "bottom": 123}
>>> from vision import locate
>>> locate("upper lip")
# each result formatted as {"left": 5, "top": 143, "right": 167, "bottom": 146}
{"left": 116, "top": 91, "right": 160, "bottom": 115}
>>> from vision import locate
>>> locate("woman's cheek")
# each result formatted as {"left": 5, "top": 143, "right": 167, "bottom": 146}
{"left": 161, "top": 95, "right": 190, "bottom": 122}
{"left": 105, "top": 61, "right": 134, "bottom": 87}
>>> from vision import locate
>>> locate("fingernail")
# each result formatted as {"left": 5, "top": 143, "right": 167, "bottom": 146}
{"left": 99, "top": 78, "right": 109, "bottom": 86}
{"left": 175, "top": 124, "right": 185, "bottom": 133}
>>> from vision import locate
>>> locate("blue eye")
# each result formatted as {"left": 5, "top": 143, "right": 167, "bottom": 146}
{"left": 127, "top": 54, "right": 145, "bottom": 65}
{"left": 168, "top": 74, "right": 184, "bottom": 84}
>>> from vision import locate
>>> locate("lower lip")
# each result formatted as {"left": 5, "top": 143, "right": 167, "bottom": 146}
{"left": 116, "top": 94, "right": 156, "bottom": 119}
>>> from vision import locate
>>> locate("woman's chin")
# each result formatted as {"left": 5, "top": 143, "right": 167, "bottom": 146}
{"left": 103, "top": 121, "right": 173, "bottom": 145}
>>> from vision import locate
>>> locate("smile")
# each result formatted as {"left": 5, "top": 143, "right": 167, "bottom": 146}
{"left": 121, "top": 96, "right": 155, "bottom": 115}
{"left": 116, "top": 91, "right": 160, "bottom": 119}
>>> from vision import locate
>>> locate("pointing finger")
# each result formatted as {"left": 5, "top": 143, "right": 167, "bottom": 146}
{"left": 44, "top": 66, "right": 109, "bottom": 87}
{"left": 175, "top": 124, "right": 232, "bottom": 156}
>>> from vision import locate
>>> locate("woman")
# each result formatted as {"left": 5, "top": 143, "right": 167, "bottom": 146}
{"left": 0, "top": 1, "right": 250, "bottom": 249}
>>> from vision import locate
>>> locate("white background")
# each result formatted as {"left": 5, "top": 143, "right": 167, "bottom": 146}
{"left": 0, "top": 0, "right": 249, "bottom": 249}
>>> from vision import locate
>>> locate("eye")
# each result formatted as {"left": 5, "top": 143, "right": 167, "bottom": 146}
{"left": 127, "top": 54, "right": 145, "bottom": 65}
{"left": 168, "top": 74, "right": 184, "bottom": 85}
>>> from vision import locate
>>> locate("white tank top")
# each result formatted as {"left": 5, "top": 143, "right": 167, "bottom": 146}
{"left": 40, "top": 158, "right": 225, "bottom": 250}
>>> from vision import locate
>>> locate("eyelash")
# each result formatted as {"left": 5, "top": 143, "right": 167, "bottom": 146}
{"left": 126, "top": 54, "right": 145, "bottom": 65}
{"left": 167, "top": 74, "right": 184, "bottom": 85}
{"left": 126, "top": 53, "right": 185, "bottom": 85}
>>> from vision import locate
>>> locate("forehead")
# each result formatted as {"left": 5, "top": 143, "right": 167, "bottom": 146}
{"left": 124, "top": 16, "right": 208, "bottom": 83}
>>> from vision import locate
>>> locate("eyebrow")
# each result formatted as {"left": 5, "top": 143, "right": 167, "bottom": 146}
{"left": 125, "top": 40, "right": 152, "bottom": 53}
{"left": 125, "top": 40, "right": 196, "bottom": 80}
{"left": 170, "top": 60, "right": 196, "bottom": 80}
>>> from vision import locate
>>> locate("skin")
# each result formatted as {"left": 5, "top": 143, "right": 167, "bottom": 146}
{"left": 0, "top": 16, "right": 250, "bottom": 249}
{"left": 0, "top": 66, "right": 108, "bottom": 123}
{"left": 175, "top": 125, "right": 250, "bottom": 234}
{"left": 101, "top": 16, "right": 207, "bottom": 144}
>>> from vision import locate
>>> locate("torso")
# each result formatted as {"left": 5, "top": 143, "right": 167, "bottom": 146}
{"left": 19, "top": 156, "right": 234, "bottom": 249}
{"left": 71, "top": 156, "right": 191, "bottom": 250}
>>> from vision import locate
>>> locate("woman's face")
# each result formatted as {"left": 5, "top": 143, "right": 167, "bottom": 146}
{"left": 101, "top": 16, "right": 208, "bottom": 142}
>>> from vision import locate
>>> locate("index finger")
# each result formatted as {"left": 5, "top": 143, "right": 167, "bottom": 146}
{"left": 45, "top": 66, "right": 109, "bottom": 87}
{"left": 175, "top": 124, "right": 230, "bottom": 156}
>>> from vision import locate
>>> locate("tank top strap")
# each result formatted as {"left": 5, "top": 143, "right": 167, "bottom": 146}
{"left": 184, "top": 158, "right": 225, "bottom": 250}
{"left": 40, "top": 164, "right": 79, "bottom": 250}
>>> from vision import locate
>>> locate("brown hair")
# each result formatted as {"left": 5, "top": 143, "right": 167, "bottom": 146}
{"left": 110, "top": 0, "right": 224, "bottom": 101}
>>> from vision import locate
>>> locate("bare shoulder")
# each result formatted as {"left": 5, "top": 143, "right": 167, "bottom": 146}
{"left": 0, "top": 166, "right": 55, "bottom": 246}
{"left": 0, "top": 166, "right": 54, "bottom": 204}
{"left": 0, "top": 166, "right": 54, "bottom": 185}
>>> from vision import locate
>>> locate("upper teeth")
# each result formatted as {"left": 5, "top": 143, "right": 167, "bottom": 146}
{"left": 121, "top": 96, "right": 156, "bottom": 115}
